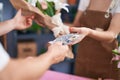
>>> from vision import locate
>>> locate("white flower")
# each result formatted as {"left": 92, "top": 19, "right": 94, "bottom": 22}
{"left": 118, "top": 61, "right": 120, "bottom": 68}
{"left": 38, "top": 0, "right": 48, "bottom": 10}
{"left": 118, "top": 46, "right": 120, "bottom": 53}
{"left": 27, "top": 0, "right": 37, "bottom": 7}
{"left": 38, "top": 0, "right": 44, "bottom": 2}
{"left": 52, "top": 13, "right": 63, "bottom": 26}
{"left": 46, "top": 0, "right": 69, "bottom": 12}
{"left": 51, "top": 13, "right": 70, "bottom": 37}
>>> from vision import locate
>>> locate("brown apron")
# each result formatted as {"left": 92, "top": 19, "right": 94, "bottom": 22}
{"left": 74, "top": 10, "right": 118, "bottom": 79}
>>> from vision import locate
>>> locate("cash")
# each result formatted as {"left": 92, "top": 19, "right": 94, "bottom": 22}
{"left": 49, "top": 33, "right": 82, "bottom": 45}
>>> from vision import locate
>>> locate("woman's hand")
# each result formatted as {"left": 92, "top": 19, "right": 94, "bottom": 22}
{"left": 69, "top": 27, "right": 91, "bottom": 45}
{"left": 13, "top": 9, "right": 34, "bottom": 30}
{"left": 46, "top": 42, "right": 69, "bottom": 64}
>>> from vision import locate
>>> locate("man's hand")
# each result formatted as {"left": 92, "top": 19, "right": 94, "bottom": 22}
{"left": 47, "top": 42, "right": 69, "bottom": 64}
{"left": 13, "top": 9, "right": 34, "bottom": 30}
{"left": 34, "top": 14, "right": 57, "bottom": 29}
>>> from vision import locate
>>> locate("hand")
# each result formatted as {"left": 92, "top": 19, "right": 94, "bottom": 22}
{"left": 34, "top": 14, "right": 56, "bottom": 29}
{"left": 69, "top": 27, "right": 91, "bottom": 45}
{"left": 13, "top": 9, "right": 34, "bottom": 30}
{"left": 47, "top": 42, "right": 69, "bottom": 64}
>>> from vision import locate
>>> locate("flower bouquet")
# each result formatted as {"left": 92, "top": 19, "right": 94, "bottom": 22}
{"left": 112, "top": 35, "right": 120, "bottom": 68}
{"left": 10, "top": 0, "right": 70, "bottom": 35}
{"left": 10, "top": 0, "right": 69, "bottom": 17}
{"left": 26, "top": 0, "right": 69, "bottom": 16}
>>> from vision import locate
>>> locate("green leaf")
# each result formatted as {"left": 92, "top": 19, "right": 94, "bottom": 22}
{"left": 43, "top": 2, "right": 55, "bottom": 16}
{"left": 36, "top": 1, "right": 46, "bottom": 14}
{"left": 112, "top": 50, "right": 119, "bottom": 55}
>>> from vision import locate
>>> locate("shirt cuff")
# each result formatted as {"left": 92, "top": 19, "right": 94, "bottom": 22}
{"left": 0, "top": 43, "right": 10, "bottom": 71}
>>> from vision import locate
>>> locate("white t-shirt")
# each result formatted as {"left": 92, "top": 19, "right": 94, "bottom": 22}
{"left": 78, "top": 0, "right": 120, "bottom": 14}
{"left": 0, "top": 42, "right": 10, "bottom": 71}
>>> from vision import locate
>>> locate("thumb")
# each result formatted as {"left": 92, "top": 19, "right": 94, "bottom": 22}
{"left": 15, "top": 9, "right": 22, "bottom": 17}
{"left": 69, "top": 27, "right": 80, "bottom": 33}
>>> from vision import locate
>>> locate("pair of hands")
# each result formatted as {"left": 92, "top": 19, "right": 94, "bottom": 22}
{"left": 46, "top": 27, "right": 91, "bottom": 64}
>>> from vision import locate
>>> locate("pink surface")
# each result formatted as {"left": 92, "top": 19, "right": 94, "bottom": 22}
{"left": 40, "top": 70, "right": 94, "bottom": 80}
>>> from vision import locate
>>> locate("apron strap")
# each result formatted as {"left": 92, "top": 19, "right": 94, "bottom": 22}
{"left": 105, "top": 0, "right": 119, "bottom": 18}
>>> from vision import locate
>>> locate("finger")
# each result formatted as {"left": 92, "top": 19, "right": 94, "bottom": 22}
{"left": 27, "top": 18, "right": 33, "bottom": 23}
{"left": 68, "top": 41, "right": 79, "bottom": 45}
{"left": 34, "top": 20, "right": 45, "bottom": 27}
{"left": 55, "top": 56, "right": 65, "bottom": 63}
{"left": 46, "top": 43, "right": 51, "bottom": 47}
{"left": 69, "top": 27, "right": 80, "bottom": 33}
{"left": 26, "top": 15, "right": 35, "bottom": 19}
{"left": 53, "top": 42, "right": 63, "bottom": 45}
{"left": 68, "top": 35, "right": 86, "bottom": 45}
{"left": 68, "top": 36, "right": 80, "bottom": 45}
{"left": 18, "top": 9, "right": 22, "bottom": 15}
{"left": 26, "top": 18, "right": 32, "bottom": 25}
{"left": 31, "top": 15, "right": 35, "bottom": 19}
{"left": 15, "top": 9, "right": 22, "bottom": 18}
{"left": 59, "top": 56, "right": 65, "bottom": 62}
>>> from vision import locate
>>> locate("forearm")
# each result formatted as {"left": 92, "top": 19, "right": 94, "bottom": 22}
{"left": 46, "top": 22, "right": 56, "bottom": 30}
{"left": 0, "top": 19, "right": 15, "bottom": 36}
{"left": 0, "top": 53, "right": 53, "bottom": 80}
{"left": 89, "top": 29, "right": 116, "bottom": 43}
{"left": 43, "top": 15, "right": 57, "bottom": 30}
{"left": 73, "top": 11, "right": 83, "bottom": 26}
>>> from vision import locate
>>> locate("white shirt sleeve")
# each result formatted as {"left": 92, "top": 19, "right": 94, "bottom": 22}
{"left": 78, "top": 0, "right": 90, "bottom": 11}
{"left": 115, "top": 3, "right": 120, "bottom": 13}
{"left": 0, "top": 43, "right": 10, "bottom": 71}
{"left": 111, "top": 0, "right": 120, "bottom": 14}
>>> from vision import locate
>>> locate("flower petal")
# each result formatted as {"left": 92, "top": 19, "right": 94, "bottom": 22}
{"left": 28, "top": 0, "right": 37, "bottom": 7}
{"left": 46, "top": 0, "right": 69, "bottom": 12}
{"left": 51, "top": 13, "right": 63, "bottom": 25}
{"left": 118, "top": 61, "right": 120, "bottom": 68}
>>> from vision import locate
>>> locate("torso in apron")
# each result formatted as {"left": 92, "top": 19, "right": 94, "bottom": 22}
{"left": 74, "top": 10, "right": 118, "bottom": 79}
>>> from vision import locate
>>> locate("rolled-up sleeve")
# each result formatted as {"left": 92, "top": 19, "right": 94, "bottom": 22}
{"left": 0, "top": 43, "right": 10, "bottom": 71}
{"left": 78, "top": 0, "right": 90, "bottom": 11}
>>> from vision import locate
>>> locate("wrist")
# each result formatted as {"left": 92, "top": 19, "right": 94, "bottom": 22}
{"left": 47, "top": 24, "right": 57, "bottom": 30}
{"left": 87, "top": 28, "right": 93, "bottom": 36}
{"left": 10, "top": 18, "right": 17, "bottom": 30}
{"left": 43, "top": 52, "right": 55, "bottom": 65}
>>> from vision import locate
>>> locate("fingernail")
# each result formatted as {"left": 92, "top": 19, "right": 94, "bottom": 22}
{"left": 69, "top": 27, "right": 73, "bottom": 32}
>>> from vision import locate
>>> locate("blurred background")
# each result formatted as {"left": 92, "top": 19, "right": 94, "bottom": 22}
{"left": 0, "top": 0, "right": 80, "bottom": 75}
